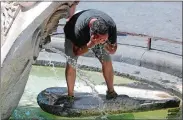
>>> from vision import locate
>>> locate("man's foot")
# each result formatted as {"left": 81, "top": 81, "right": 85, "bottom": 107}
{"left": 63, "top": 95, "right": 75, "bottom": 108}
{"left": 106, "top": 90, "right": 118, "bottom": 100}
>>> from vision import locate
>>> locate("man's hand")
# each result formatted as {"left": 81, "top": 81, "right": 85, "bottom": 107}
{"left": 72, "top": 36, "right": 101, "bottom": 56}
{"left": 88, "top": 35, "right": 107, "bottom": 48}
{"left": 72, "top": 37, "right": 101, "bottom": 56}
{"left": 104, "top": 42, "right": 117, "bottom": 54}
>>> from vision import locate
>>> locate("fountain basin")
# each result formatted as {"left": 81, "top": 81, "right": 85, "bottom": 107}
{"left": 37, "top": 86, "right": 180, "bottom": 117}
{"left": 33, "top": 50, "right": 182, "bottom": 118}
{"left": 10, "top": 66, "right": 181, "bottom": 119}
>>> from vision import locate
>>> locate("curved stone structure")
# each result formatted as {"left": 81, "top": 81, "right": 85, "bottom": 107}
{"left": 42, "top": 37, "right": 182, "bottom": 97}
{"left": 1, "top": 1, "right": 75, "bottom": 120}
{"left": 1, "top": 1, "right": 182, "bottom": 119}
{"left": 35, "top": 49, "right": 182, "bottom": 118}
{"left": 37, "top": 87, "right": 180, "bottom": 117}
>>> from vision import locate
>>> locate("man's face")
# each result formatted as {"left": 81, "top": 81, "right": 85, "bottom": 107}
{"left": 92, "top": 34, "right": 108, "bottom": 44}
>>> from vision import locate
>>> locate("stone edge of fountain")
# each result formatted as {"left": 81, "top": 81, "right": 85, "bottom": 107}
{"left": 34, "top": 51, "right": 182, "bottom": 100}
{"left": 33, "top": 50, "right": 182, "bottom": 118}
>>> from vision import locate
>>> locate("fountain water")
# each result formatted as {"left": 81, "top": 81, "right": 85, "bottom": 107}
{"left": 42, "top": 44, "right": 109, "bottom": 117}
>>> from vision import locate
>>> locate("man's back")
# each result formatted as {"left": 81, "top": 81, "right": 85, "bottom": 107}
{"left": 64, "top": 9, "right": 116, "bottom": 47}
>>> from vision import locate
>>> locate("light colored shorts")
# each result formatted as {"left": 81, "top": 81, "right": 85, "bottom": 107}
{"left": 64, "top": 38, "right": 111, "bottom": 65}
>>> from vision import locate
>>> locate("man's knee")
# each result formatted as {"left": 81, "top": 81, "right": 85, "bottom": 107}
{"left": 93, "top": 45, "right": 111, "bottom": 62}
{"left": 98, "top": 53, "right": 111, "bottom": 63}
{"left": 66, "top": 62, "right": 76, "bottom": 74}
{"left": 101, "top": 59, "right": 112, "bottom": 66}
{"left": 66, "top": 57, "right": 78, "bottom": 68}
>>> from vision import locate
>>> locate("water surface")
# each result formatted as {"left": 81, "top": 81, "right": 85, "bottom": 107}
{"left": 10, "top": 65, "right": 180, "bottom": 119}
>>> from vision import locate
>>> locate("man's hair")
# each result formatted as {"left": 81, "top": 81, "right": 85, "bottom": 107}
{"left": 90, "top": 18, "right": 108, "bottom": 35}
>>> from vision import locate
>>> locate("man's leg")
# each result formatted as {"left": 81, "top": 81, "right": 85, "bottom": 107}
{"left": 101, "top": 60, "right": 114, "bottom": 92}
{"left": 65, "top": 62, "right": 76, "bottom": 96}
{"left": 64, "top": 38, "right": 78, "bottom": 97}
{"left": 92, "top": 45, "right": 117, "bottom": 99}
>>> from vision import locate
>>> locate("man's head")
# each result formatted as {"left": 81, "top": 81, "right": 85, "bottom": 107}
{"left": 90, "top": 18, "right": 108, "bottom": 44}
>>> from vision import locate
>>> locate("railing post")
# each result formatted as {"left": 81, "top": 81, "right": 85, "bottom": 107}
{"left": 147, "top": 38, "right": 152, "bottom": 50}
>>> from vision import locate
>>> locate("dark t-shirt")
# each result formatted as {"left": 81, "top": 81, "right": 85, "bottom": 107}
{"left": 64, "top": 9, "right": 117, "bottom": 47}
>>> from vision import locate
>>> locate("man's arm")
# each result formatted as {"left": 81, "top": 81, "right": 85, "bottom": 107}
{"left": 104, "top": 25, "right": 117, "bottom": 54}
{"left": 104, "top": 42, "right": 117, "bottom": 54}
{"left": 72, "top": 39, "right": 97, "bottom": 56}
{"left": 73, "top": 44, "right": 89, "bottom": 56}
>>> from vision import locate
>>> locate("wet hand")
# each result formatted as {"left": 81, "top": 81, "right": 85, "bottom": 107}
{"left": 90, "top": 36, "right": 107, "bottom": 46}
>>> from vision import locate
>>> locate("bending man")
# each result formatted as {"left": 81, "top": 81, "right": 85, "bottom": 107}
{"left": 64, "top": 9, "right": 118, "bottom": 108}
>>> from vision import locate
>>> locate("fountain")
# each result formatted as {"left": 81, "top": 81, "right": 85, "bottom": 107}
{"left": 1, "top": 1, "right": 182, "bottom": 120}
{"left": 1, "top": 1, "right": 75, "bottom": 120}
{"left": 35, "top": 44, "right": 181, "bottom": 118}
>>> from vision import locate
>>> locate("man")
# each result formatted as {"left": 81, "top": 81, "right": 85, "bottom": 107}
{"left": 63, "top": 9, "right": 118, "bottom": 108}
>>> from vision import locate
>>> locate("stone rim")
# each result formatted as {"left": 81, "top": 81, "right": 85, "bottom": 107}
{"left": 37, "top": 87, "right": 180, "bottom": 117}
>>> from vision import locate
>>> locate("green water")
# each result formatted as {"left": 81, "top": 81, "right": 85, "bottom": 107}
{"left": 10, "top": 106, "right": 181, "bottom": 120}
{"left": 29, "top": 65, "right": 135, "bottom": 85}
{"left": 10, "top": 66, "right": 181, "bottom": 120}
